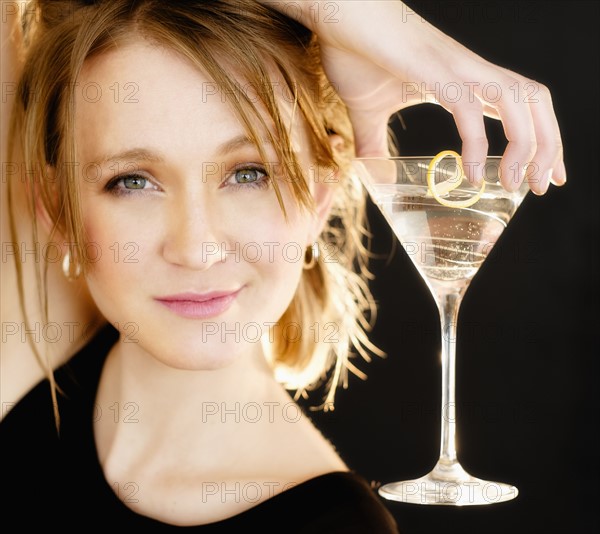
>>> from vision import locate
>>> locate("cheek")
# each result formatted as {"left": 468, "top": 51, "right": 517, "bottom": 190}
{"left": 81, "top": 204, "right": 154, "bottom": 313}
{"left": 244, "top": 215, "right": 309, "bottom": 321}
{"left": 224, "top": 185, "right": 313, "bottom": 272}
{"left": 84, "top": 204, "right": 147, "bottom": 268}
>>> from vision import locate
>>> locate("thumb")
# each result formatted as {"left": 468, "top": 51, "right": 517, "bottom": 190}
{"left": 349, "top": 109, "right": 393, "bottom": 158}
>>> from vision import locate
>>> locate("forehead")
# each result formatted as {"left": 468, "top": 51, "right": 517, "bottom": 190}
{"left": 74, "top": 40, "right": 302, "bottom": 162}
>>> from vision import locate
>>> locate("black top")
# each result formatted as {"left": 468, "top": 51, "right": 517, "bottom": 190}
{"left": 2, "top": 324, "right": 399, "bottom": 533}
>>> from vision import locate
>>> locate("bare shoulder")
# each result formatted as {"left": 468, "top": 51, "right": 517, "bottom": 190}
{"left": 239, "top": 390, "right": 349, "bottom": 483}
{"left": 93, "top": 376, "right": 348, "bottom": 525}
{"left": 279, "top": 401, "right": 348, "bottom": 474}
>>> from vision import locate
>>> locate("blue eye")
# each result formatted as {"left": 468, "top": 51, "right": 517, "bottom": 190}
{"left": 226, "top": 166, "right": 269, "bottom": 190}
{"left": 122, "top": 176, "right": 147, "bottom": 189}
{"left": 235, "top": 168, "right": 262, "bottom": 184}
{"left": 105, "top": 173, "right": 156, "bottom": 196}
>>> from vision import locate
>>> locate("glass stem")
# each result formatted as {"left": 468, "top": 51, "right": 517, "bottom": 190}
{"left": 436, "top": 289, "right": 465, "bottom": 465}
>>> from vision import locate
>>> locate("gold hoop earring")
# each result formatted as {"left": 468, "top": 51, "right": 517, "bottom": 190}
{"left": 303, "top": 242, "right": 320, "bottom": 270}
{"left": 62, "top": 250, "right": 81, "bottom": 281}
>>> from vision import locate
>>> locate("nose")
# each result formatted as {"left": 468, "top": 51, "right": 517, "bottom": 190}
{"left": 161, "top": 195, "right": 224, "bottom": 270}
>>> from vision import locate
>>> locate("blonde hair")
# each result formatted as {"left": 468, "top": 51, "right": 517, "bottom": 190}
{"left": 9, "top": 0, "right": 382, "bottom": 417}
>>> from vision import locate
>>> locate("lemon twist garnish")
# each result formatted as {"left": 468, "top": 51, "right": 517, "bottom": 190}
{"left": 426, "top": 150, "right": 485, "bottom": 208}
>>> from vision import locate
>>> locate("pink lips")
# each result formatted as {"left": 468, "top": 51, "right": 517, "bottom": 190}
{"left": 155, "top": 289, "right": 242, "bottom": 319}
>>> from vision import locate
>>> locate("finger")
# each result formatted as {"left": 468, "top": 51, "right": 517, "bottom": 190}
{"left": 347, "top": 110, "right": 396, "bottom": 185}
{"left": 354, "top": 158, "right": 398, "bottom": 186}
{"left": 527, "top": 82, "right": 566, "bottom": 193}
{"left": 448, "top": 99, "right": 488, "bottom": 186}
{"left": 482, "top": 104, "right": 501, "bottom": 120}
{"left": 349, "top": 109, "right": 392, "bottom": 158}
{"left": 553, "top": 158, "right": 567, "bottom": 186}
{"left": 493, "top": 80, "right": 537, "bottom": 192}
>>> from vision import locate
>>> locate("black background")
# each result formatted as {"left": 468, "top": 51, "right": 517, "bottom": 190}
{"left": 300, "top": 2, "right": 599, "bottom": 533}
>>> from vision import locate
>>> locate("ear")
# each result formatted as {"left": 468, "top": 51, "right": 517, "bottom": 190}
{"left": 306, "top": 134, "right": 344, "bottom": 243}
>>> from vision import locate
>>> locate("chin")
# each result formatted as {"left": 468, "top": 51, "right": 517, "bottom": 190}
{"left": 166, "top": 355, "right": 238, "bottom": 372}
{"left": 144, "top": 339, "right": 245, "bottom": 372}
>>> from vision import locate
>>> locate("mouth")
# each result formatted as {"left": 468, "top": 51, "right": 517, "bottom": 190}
{"left": 154, "top": 288, "right": 243, "bottom": 319}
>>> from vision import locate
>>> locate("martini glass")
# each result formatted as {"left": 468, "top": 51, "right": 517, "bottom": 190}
{"left": 353, "top": 155, "right": 528, "bottom": 506}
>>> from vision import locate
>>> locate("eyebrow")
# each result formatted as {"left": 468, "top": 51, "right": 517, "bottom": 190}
{"left": 95, "top": 135, "right": 274, "bottom": 166}
{"left": 216, "top": 134, "right": 273, "bottom": 156}
{"left": 96, "top": 147, "right": 164, "bottom": 166}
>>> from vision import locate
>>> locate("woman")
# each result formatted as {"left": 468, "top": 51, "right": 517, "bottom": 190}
{"left": 1, "top": 0, "right": 564, "bottom": 530}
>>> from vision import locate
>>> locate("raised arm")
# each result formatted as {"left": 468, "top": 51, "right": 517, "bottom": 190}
{"left": 1, "top": 3, "right": 102, "bottom": 416}
{"left": 259, "top": 0, "right": 566, "bottom": 195}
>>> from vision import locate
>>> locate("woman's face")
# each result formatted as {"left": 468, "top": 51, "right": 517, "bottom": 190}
{"left": 74, "top": 40, "right": 334, "bottom": 370}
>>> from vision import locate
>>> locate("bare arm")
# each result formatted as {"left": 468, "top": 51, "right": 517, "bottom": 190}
{"left": 259, "top": 0, "right": 565, "bottom": 194}
{"left": 1, "top": 2, "right": 103, "bottom": 418}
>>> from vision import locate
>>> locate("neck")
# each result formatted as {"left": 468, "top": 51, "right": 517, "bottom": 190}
{"left": 102, "top": 335, "right": 288, "bottom": 427}
{"left": 95, "top": 334, "right": 296, "bottom": 475}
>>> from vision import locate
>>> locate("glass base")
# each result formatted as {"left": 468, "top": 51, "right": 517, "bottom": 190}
{"left": 379, "top": 459, "right": 518, "bottom": 506}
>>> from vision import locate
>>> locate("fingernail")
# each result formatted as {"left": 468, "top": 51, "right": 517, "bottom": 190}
{"left": 518, "top": 164, "right": 528, "bottom": 190}
{"left": 506, "top": 179, "right": 520, "bottom": 192}
{"left": 505, "top": 172, "right": 521, "bottom": 192}
{"left": 555, "top": 160, "right": 567, "bottom": 185}
{"left": 537, "top": 168, "right": 552, "bottom": 195}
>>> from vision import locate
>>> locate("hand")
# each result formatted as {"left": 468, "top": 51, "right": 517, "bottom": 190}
{"left": 260, "top": 0, "right": 566, "bottom": 195}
